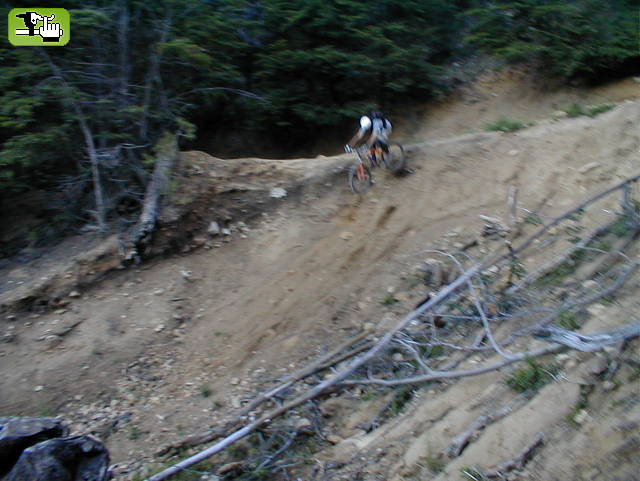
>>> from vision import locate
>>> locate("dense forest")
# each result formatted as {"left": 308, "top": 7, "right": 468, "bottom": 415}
{"left": 0, "top": 0, "right": 638, "bottom": 247}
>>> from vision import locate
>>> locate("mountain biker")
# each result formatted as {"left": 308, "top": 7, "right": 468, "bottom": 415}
{"left": 345, "top": 111, "right": 392, "bottom": 165}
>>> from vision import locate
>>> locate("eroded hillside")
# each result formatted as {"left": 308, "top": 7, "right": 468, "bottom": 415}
{"left": 1, "top": 76, "right": 639, "bottom": 481}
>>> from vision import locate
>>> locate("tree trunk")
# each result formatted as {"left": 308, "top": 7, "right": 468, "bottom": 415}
{"left": 129, "top": 134, "right": 178, "bottom": 260}
{"left": 39, "top": 50, "right": 108, "bottom": 234}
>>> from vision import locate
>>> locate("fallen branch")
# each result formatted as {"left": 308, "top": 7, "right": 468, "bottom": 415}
{"left": 483, "top": 432, "right": 544, "bottom": 478}
{"left": 443, "top": 395, "right": 529, "bottom": 458}
{"left": 506, "top": 221, "right": 613, "bottom": 295}
{"left": 156, "top": 331, "right": 371, "bottom": 455}
{"left": 534, "top": 321, "right": 640, "bottom": 352}
{"left": 341, "top": 344, "right": 564, "bottom": 386}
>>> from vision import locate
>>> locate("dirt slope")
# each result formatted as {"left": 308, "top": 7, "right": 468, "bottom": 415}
{"left": 0, "top": 75, "right": 638, "bottom": 480}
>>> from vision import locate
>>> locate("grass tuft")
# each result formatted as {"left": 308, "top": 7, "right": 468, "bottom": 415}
{"left": 484, "top": 117, "right": 526, "bottom": 132}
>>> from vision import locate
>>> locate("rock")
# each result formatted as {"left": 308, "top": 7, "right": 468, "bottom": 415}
{"left": 578, "top": 162, "right": 601, "bottom": 174}
{"left": 573, "top": 409, "right": 590, "bottom": 425}
{"left": 221, "top": 228, "right": 231, "bottom": 236}
{"left": 586, "top": 355, "right": 609, "bottom": 376}
{"left": 602, "top": 381, "right": 617, "bottom": 392}
{"left": 582, "top": 280, "right": 598, "bottom": 290}
{"left": 293, "top": 417, "right": 313, "bottom": 434}
{"left": 192, "top": 236, "right": 207, "bottom": 247}
{"left": 5, "top": 435, "right": 109, "bottom": 481}
{"left": 43, "top": 335, "right": 63, "bottom": 349}
{"left": 508, "top": 149, "right": 519, "bottom": 156}
{"left": 154, "top": 324, "right": 165, "bottom": 333}
{"left": 269, "top": 187, "right": 287, "bottom": 199}
{"left": 326, "top": 434, "right": 343, "bottom": 445}
{"left": 153, "top": 289, "right": 165, "bottom": 296}
{"left": 1, "top": 332, "right": 17, "bottom": 343}
{"left": 392, "top": 352, "right": 404, "bottom": 362}
{"left": 33, "top": 386, "right": 44, "bottom": 392}
{"left": 340, "top": 231, "right": 354, "bottom": 241}
{"left": 553, "top": 110, "right": 568, "bottom": 119}
{"left": 218, "top": 462, "right": 243, "bottom": 475}
{"left": 68, "top": 291, "right": 81, "bottom": 298}
{"left": 0, "top": 417, "right": 68, "bottom": 477}
{"left": 207, "top": 221, "right": 221, "bottom": 236}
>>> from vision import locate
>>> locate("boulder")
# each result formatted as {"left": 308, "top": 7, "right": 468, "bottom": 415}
{"left": 5, "top": 435, "right": 109, "bottom": 481}
{"left": 0, "top": 417, "right": 68, "bottom": 477}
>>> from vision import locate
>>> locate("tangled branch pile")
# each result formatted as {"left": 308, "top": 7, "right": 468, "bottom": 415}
{"left": 147, "top": 176, "right": 640, "bottom": 481}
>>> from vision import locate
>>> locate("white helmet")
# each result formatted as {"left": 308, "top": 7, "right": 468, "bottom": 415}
{"left": 359, "top": 115, "right": 372, "bottom": 130}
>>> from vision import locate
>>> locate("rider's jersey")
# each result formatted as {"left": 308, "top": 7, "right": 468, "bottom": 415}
{"left": 359, "top": 116, "right": 392, "bottom": 144}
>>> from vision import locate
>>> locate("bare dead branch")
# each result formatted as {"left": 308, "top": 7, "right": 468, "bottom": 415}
{"left": 483, "top": 432, "right": 544, "bottom": 478}
{"left": 443, "top": 394, "right": 529, "bottom": 458}
{"left": 156, "top": 332, "right": 371, "bottom": 455}
{"left": 534, "top": 321, "right": 640, "bottom": 352}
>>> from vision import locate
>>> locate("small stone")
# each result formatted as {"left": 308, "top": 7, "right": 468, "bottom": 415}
{"left": 34, "top": 385, "right": 44, "bottom": 392}
{"left": 230, "top": 377, "right": 240, "bottom": 385}
{"left": 392, "top": 352, "right": 404, "bottom": 362}
{"left": 269, "top": 188, "right": 287, "bottom": 199}
{"left": 582, "top": 280, "right": 598, "bottom": 290}
{"left": 326, "top": 434, "right": 342, "bottom": 444}
{"left": 340, "top": 231, "right": 354, "bottom": 241}
{"left": 155, "top": 324, "right": 165, "bottom": 333}
{"left": 69, "top": 291, "right": 81, "bottom": 298}
{"left": 602, "top": 381, "right": 616, "bottom": 392}
{"left": 553, "top": 110, "right": 568, "bottom": 119}
{"left": 221, "top": 228, "right": 231, "bottom": 236}
{"left": 574, "top": 409, "right": 590, "bottom": 425}
{"left": 54, "top": 309, "right": 67, "bottom": 315}
{"left": 207, "top": 221, "right": 221, "bottom": 236}
{"left": 153, "top": 289, "right": 165, "bottom": 296}
{"left": 192, "top": 236, "right": 207, "bottom": 247}
{"left": 218, "top": 462, "right": 243, "bottom": 475}
{"left": 43, "top": 335, "right": 62, "bottom": 349}
{"left": 586, "top": 355, "right": 609, "bottom": 376}
{"left": 578, "top": 162, "right": 601, "bottom": 174}
{"left": 508, "top": 149, "right": 519, "bottom": 156}
{"left": 1, "top": 333, "right": 16, "bottom": 343}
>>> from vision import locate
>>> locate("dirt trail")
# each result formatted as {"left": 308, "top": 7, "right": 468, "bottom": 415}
{"left": 0, "top": 75, "right": 638, "bottom": 479}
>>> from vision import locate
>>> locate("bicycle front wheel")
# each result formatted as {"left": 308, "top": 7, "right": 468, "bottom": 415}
{"left": 384, "top": 142, "right": 406, "bottom": 174}
{"left": 348, "top": 163, "right": 373, "bottom": 194}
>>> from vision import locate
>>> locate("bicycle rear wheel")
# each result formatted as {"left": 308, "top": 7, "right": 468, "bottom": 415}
{"left": 348, "top": 163, "right": 373, "bottom": 194}
{"left": 384, "top": 142, "right": 406, "bottom": 174}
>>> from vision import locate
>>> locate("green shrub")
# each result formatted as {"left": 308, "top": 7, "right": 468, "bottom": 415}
{"left": 587, "top": 104, "right": 614, "bottom": 117}
{"left": 381, "top": 293, "right": 399, "bottom": 305}
{"left": 484, "top": 117, "right": 526, "bottom": 132}
{"left": 556, "top": 310, "right": 580, "bottom": 330}
{"left": 506, "top": 359, "right": 558, "bottom": 393}
{"left": 565, "top": 103, "right": 586, "bottom": 118}
{"left": 422, "top": 455, "right": 446, "bottom": 473}
{"left": 199, "top": 384, "right": 212, "bottom": 398}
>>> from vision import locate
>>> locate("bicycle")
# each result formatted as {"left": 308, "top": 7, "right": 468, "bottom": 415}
{"left": 345, "top": 142, "right": 406, "bottom": 194}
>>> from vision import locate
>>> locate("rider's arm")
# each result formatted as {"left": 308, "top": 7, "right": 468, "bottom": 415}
{"left": 347, "top": 116, "right": 372, "bottom": 148}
